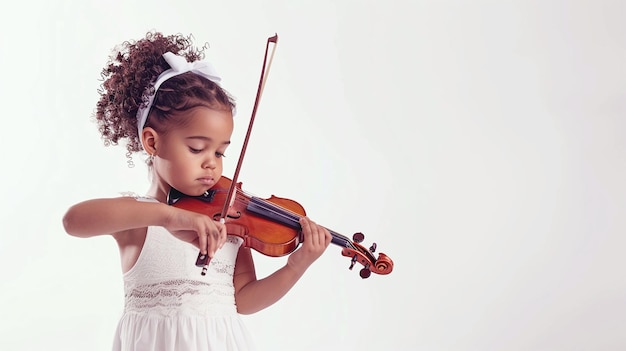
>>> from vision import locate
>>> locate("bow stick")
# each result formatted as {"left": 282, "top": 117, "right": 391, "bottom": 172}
{"left": 196, "top": 34, "right": 279, "bottom": 273}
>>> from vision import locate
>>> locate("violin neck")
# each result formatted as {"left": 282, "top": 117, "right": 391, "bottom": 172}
{"left": 327, "top": 229, "right": 354, "bottom": 248}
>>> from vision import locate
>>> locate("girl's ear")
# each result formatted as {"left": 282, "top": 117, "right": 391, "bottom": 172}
{"left": 141, "top": 127, "right": 159, "bottom": 155}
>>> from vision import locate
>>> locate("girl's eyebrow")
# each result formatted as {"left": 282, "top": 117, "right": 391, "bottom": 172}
{"left": 186, "top": 136, "right": 231, "bottom": 145}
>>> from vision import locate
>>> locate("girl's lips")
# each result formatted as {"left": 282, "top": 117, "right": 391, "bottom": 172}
{"left": 197, "top": 177, "right": 214, "bottom": 185}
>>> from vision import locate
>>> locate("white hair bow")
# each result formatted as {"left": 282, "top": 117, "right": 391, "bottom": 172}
{"left": 136, "top": 52, "right": 222, "bottom": 144}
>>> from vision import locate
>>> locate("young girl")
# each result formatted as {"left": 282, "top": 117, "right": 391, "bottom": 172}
{"left": 63, "top": 31, "right": 331, "bottom": 351}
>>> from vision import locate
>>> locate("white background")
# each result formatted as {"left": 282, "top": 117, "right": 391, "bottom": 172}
{"left": 1, "top": 1, "right": 625, "bottom": 350}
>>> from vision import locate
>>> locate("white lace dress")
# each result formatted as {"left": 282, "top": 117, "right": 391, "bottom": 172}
{"left": 112, "top": 225, "right": 256, "bottom": 351}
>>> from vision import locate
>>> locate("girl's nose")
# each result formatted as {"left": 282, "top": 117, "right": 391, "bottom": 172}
{"left": 202, "top": 156, "right": 217, "bottom": 169}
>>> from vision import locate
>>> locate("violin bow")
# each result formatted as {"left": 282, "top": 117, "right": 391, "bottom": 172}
{"left": 219, "top": 34, "right": 278, "bottom": 222}
{"left": 196, "top": 34, "right": 278, "bottom": 274}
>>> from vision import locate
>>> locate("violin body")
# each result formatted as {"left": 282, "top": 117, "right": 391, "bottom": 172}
{"left": 168, "top": 176, "right": 394, "bottom": 278}
{"left": 170, "top": 176, "right": 305, "bottom": 257}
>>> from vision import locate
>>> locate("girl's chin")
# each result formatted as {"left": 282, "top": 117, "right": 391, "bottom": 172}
{"left": 167, "top": 185, "right": 208, "bottom": 197}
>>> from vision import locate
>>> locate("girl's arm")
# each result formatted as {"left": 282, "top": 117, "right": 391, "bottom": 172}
{"left": 233, "top": 217, "right": 331, "bottom": 314}
{"left": 62, "top": 197, "right": 170, "bottom": 237}
{"left": 63, "top": 197, "right": 228, "bottom": 258}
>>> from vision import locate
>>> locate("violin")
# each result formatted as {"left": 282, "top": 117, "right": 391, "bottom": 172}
{"left": 167, "top": 34, "right": 393, "bottom": 279}
{"left": 168, "top": 176, "right": 394, "bottom": 278}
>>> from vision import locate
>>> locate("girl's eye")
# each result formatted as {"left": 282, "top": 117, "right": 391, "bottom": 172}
{"left": 216, "top": 152, "right": 226, "bottom": 158}
{"left": 189, "top": 147, "right": 202, "bottom": 154}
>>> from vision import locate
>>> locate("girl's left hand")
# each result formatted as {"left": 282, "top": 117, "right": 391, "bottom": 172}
{"left": 287, "top": 217, "right": 332, "bottom": 273}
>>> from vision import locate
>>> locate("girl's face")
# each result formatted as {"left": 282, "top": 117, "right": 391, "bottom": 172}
{"left": 153, "top": 106, "right": 234, "bottom": 196}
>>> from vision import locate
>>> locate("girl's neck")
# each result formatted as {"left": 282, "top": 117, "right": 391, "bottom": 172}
{"left": 146, "top": 175, "right": 170, "bottom": 203}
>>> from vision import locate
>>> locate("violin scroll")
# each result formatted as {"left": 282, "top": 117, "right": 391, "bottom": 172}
{"left": 342, "top": 232, "right": 394, "bottom": 279}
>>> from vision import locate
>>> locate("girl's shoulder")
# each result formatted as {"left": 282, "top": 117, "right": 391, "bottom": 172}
{"left": 119, "top": 191, "right": 159, "bottom": 203}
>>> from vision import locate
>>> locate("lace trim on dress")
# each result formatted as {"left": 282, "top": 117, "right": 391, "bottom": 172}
{"left": 125, "top": 278, "right": 236, "bottom": 316}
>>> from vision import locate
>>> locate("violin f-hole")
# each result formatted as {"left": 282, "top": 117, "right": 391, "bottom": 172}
{"left": 213, "top": 211, "right": 241, "bottom": 221}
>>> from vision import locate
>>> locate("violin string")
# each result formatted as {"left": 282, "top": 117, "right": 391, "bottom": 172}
{"left": 226, "top": 188, "right": 354, "bottom": 247}
{"left": 209, "top": 187, "right": 354, "bottom": 247}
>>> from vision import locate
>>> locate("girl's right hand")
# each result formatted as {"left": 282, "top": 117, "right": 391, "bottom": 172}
{"left": 163, "top": 206, "right": 228, "bottom": 258}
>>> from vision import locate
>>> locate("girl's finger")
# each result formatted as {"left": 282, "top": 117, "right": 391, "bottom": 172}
{"left": 299, "top": 217, "right": 312, "bottom": 241}
{"left": 198, "top": 226, "right": 208, "bottom": 255}
{"left": 207, "top": 220, "right": 227, "bottom": 257}
{"left": 218, "top": 221, "right": 228, "bottom": 249}
{"left": 324, "top": 227, "right": 332, "bottom": 246}
{"left": 311, "top": 222, "right": 324, "bottom": 247}
{"left": 207, "top": 229, "right": 218, "bottom": 258}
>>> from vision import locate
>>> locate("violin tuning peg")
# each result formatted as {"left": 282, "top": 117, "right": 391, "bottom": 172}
{"left": 352, "top": 232, "right": 365, "bottom": 243}
{"left": 359, "top": 267, "right": 371, "bottom": 279}
{"left": 349, "top": 255, "right": 357, "bottom": 270}
{"left": 369, "top": 242, "right": 377, "bottom": 253}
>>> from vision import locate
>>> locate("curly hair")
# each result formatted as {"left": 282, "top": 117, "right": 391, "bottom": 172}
{"left": 94, "top": 31, "right": 235, "bottom": 164}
